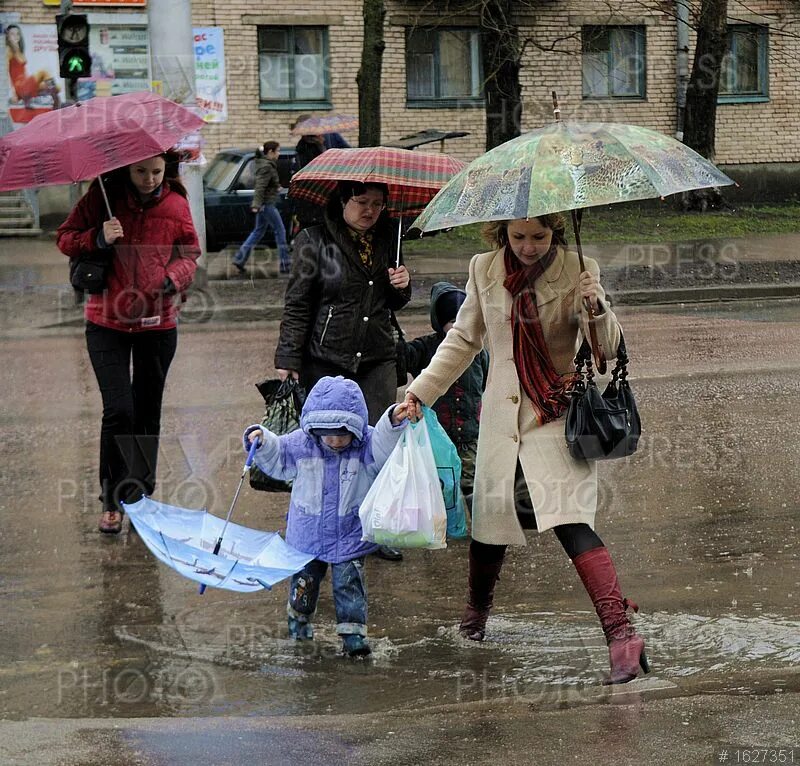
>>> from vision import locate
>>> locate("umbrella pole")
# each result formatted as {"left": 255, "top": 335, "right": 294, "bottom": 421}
{"left": 97, "top": 175, "right": 113, "bottom": 219}
{"left": 570, "top": 209, "right": 607, "bottom": 374}
{"left": 396, "top": 217, "right": 402, "bottom": 269}
{"left": 198, "top": 438, "right": 260, "bottom": 595}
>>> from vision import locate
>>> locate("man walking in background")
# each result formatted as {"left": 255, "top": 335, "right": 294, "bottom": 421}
{"left": 233, "top": 141, "right": 290, "bottom": 275}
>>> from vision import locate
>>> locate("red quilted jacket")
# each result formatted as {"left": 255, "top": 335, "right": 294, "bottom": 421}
{"left": 57, "top": 181, "right": 200, "bottom": 332}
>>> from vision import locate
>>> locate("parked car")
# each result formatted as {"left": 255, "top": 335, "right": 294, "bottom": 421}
{"left": 203, "top": 147, "right": 296, "bottom": 252}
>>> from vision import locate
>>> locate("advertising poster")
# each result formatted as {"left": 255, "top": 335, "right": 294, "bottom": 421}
{"left": 77, "top": 24, "right": 150, "bottom": 100}
{"left": 3, "top": 22, "right": 62, "bottom": 125}
{"left": 193, "top": 27, "right": 227, "bottom": 123}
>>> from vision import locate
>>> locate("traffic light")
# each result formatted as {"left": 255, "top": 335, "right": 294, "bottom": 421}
{"left": 56, "top": 14, "right": 91, "bottom": 79}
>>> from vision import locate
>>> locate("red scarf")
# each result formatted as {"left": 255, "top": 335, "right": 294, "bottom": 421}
{"left": 503, "top": 244, "right": 576, "bottom": 424}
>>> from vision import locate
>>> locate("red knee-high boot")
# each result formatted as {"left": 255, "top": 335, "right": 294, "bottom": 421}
{"left": 573, "top": 546, "right": 650, "bottom": 684}
{"left": 459, "top": 545, "right": 505, "bottom": 641}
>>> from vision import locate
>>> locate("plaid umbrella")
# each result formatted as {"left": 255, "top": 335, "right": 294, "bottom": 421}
{"left": 290, "top": 113, "right": 358, "bottom": 136}
{"left": 288, "top": 146, "right": 465, "bottom": 216}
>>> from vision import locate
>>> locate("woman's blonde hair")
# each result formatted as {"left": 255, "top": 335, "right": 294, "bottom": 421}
{"left": 481, "top": 213, "right": 568, "bottom": 249}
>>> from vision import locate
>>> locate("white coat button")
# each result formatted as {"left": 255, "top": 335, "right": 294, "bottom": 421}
{"left": 368, "top": 280, "right": 374, "bottom": 286}
{"left": 512, "top": 435, "right": 518, "bottom": 442}
{"left": 363, "top": 316, "right": 368, "bottom": 322}
{"left": 356, "top": 352, "right": 362, "bottom": 358}
{"left": 511, "top": 395, "right": 519, "bottom": 404}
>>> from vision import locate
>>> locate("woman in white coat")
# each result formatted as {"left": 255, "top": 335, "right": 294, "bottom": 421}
{"left": 404, "top": 213, "right": 649, "bottom": 685}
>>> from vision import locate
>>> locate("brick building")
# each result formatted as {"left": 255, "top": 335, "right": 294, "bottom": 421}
{"left": 3, "top": 1, "right": 799, "bottom": 178}
{"left": 191, "top": 0, "right": 800, "bottom": 170}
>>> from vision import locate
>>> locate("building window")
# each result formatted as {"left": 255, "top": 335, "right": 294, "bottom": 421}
{"left": 581, "top": 26, "right": 646, "bottom": 99}
{"left": 258, "top": 26, "right": 330, "bottom": 108}
{"left": 406, "top": 28, "right": 482, "bottom": 106}
{"left": 719, "top": 24, "right": 768, "bottom": 102}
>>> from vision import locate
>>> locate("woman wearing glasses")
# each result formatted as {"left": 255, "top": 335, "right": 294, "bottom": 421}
{"left": 275, "top": 181, "right": 411, "bottom": 424}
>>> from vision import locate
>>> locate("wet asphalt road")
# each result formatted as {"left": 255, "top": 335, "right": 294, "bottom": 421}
{"left": 0, "top": 296, "right": 799, "bottom": 764}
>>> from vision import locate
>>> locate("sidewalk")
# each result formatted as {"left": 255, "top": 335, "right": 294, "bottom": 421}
{"left": 1, "top": 232, "right": 799, "bottom": 331}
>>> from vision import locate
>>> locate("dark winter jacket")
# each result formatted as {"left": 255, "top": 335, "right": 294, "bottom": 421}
{"left": 275, "top": 208, "right": 411, "bottom": 374}
{"left": 402, "top": 281, "right": 488, "bottom": 445}
{"left": 57, "top": 181, "right": 199, "bottom": 332}
{"left": 252, "top": 150, "right": 280, "bottom": 208}
{"left": 243, "top": 376, "right": 407, "bottom": 563}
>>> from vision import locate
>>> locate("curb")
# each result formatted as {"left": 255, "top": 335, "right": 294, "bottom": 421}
{"left": 608, "top": 283, "right": 800, "bottom": 306}
{"left": 182, "top": 283, "right": 800, "bottom": 326}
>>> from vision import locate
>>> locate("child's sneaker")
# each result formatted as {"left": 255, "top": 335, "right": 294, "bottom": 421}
{"left": 342, "top": 634, "right": 371, "bottom": 657}
{"left": 288, "top": 617, "right": 313, "bottom": 640}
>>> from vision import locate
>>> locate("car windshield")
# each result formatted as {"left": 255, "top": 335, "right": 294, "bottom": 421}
{"left": 203, "top": 155, "right": 242, "bottom": 191}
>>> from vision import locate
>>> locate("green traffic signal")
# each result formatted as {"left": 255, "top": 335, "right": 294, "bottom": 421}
{"left": 56, "top": 14, "right": 91, "bottom": 79}
{"left": 67, "top": 53, "right": 91, "bottom": 76}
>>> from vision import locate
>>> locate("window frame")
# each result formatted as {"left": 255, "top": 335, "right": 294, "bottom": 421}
{"left": 718, "top": 23, "right": 769, "bottom": 104}
{"left": 581, "top": 24, "right": 647, "bottom": 101}
{"left": 257, "top": 25, "right": 332, "bottom": 110}
{"left": 405, "top": 26, "right": 484, "bottom": 108}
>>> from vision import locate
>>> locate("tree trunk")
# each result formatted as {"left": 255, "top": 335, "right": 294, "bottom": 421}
{"left": 357, "top": 0, "right": 386, "bottom": 147}
{"left": 479, "top": 0, "right": 522, "bottom": 150}
{"left": 682, "top": 0, "right": 729, "bottom": 210}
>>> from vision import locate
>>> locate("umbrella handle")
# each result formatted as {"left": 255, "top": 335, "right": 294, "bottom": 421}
{"left": 570, "top": 209, "right": 607, "bottom": 375}
{"left": 198, "top": 438, "right": 260, "bottom": 595}
{"left": 244, "top": 436, "right": 260, "bottom": 471}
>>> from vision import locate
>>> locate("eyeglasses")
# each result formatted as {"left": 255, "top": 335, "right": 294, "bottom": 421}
{"left": 349, "top": 197, "right": 386, "bottom": 212}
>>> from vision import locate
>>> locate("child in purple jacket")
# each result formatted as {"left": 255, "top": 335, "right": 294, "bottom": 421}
{"left": 244, "top": 375, "right": 409, "bottom": 657}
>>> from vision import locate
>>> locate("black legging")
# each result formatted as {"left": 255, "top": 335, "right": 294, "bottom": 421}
{"left": 86, "top": 321, "right": 177, "bottom": 512}
{"left": 471, "top": 522, "right": 603, "bottom": 565}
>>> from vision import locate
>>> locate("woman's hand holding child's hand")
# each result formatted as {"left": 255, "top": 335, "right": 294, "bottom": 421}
{"left": 401, "top": 392, "right": 424, "bottom": 423}
{"left": 391, "top": 401, "right": 411, "bottom": 425}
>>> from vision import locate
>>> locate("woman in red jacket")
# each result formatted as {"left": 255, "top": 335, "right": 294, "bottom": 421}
{"left": 57, "top": 152, "right": 200, "bottom": 534}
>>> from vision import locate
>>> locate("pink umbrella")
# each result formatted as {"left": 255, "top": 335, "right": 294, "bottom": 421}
{"left": 0, "top": 91, "right": 203, "bottom": 214}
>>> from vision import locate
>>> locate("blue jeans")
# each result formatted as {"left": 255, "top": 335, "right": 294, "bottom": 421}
{"left": 287, "top": 558, "right": 368, "bottom": 636}
{"left": 233, "top": 203, "right": 289, "bottom": 269}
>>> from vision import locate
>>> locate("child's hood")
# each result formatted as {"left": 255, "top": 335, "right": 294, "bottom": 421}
{"left": 430, "top": 281, "right": 466, "bottom": 334}
{"left": 299, "top": 376, "right": 369, "bottom": 441}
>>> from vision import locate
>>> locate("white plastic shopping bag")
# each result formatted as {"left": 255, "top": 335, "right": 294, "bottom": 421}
{"left": 359, "top": 419, "right": 447, "bottom": 550}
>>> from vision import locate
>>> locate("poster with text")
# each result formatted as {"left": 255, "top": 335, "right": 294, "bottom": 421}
{"left": 76, "top": 24, "right": 150, "bottom": 101}
{"left": 3, "top": 22, "right": 62, "bottom": 125}
{"left": 193, "top": 27, "right": 227, "bottom": 123}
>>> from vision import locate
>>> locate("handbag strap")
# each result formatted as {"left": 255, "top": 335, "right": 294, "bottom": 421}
{"left": 575, "top": 329, "right": 630, "bottom": 385}
{"left": 389, "top": 309, "right": 405, "bottom": 341}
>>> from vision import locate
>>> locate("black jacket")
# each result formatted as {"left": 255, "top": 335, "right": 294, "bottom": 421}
{"left": 275, "top": 209, "right": 411, "bottom": 373}
{"left": 401, "top": 281, "right": 488, "bottom": 445}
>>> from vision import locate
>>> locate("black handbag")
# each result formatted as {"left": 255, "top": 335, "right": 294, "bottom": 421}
{"left": 69, "top": 252, "right": 110, "bottom": 294}
{"left": 564, "top": 331, "right": 641, "bottom": 461}
{"left": 249, "top": 378, "right": 307, "bottom": 492}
